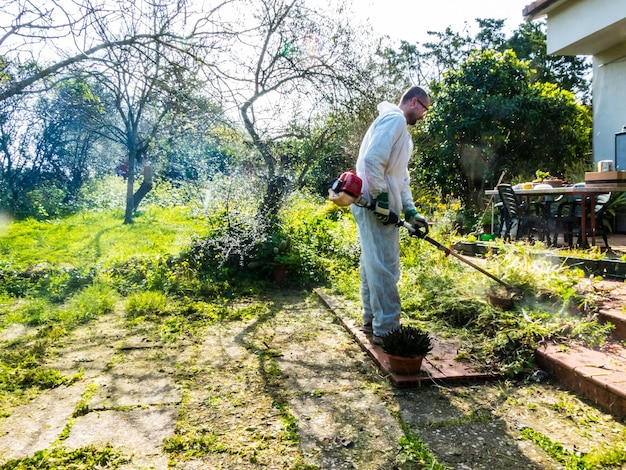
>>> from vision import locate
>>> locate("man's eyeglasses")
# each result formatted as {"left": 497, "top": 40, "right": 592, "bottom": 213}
{"left": 417, "top": 98, "right": 429, "bottom": 111}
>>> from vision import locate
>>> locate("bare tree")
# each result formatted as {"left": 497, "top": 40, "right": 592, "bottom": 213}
{"left": 2, "top": 0, "right": 134, "bottom": 101}
{"left": 73, "top": 0, "right": 229, "bottom": 223}
{"left": 0, "top": 0, "right": 230, "bottom": 102}
{"left": 211, "top": 0, "right": 371, "bottom": 226}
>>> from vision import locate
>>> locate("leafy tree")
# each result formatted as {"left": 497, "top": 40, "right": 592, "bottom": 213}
{"left": 34, "top": 78, "right": 107, "bottom": 197}
{"left": 0, "top": 76, "right": 107, "bottom": 217}
{"left": 416, "top": 49, "right": 591, "bottom": 209}
{"left": 506, "top": 21, "right": 591, "bottom": 103}
{"left": 377, "top": 19, "right": 590, "bottom": 100}
{"left": 152, "top": 98, "right": 235, "bottom": 186}
{"left": 421, "top": 27, "right": 474, "bottom": 81}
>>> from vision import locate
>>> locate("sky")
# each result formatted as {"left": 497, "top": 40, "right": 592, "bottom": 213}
{"left": 358, "top": 0, "right": 535, "bottom": 44}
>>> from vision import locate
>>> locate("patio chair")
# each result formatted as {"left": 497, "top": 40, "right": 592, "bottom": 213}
{"left": 491, "top": 194, "right": 506, "bottom": 239}
{"left": 553, "top": 191, "right": 611, "bottom": 248}
{"left": 526, "top": 183, "right": 562, "bottom": 246}
{"left": 496, "top": 184, "right": 547, "bottom": 242}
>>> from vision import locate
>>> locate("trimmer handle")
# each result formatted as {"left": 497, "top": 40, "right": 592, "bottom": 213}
{"left": 384, "top": 211, "right": 400, "bottom": 226}
{"left": 400, "top": 220, "right": 427, "bottom": 238}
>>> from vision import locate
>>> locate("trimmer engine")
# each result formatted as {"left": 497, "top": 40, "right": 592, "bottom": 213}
{"left": 328, "top": 170, "right": 363, "bottom": 206}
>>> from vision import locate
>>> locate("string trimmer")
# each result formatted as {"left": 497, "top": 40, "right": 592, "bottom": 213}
{"left": 328, "top": 170, "right": 515, "bottom": 291}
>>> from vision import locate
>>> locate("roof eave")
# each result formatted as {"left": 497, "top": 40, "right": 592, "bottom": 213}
{"left": 523, "top": 0, "right": 569, "bottom": 20}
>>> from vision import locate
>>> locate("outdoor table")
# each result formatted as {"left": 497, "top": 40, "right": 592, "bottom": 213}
{"left": 485, "top": 184, "right": 626, "bottom": 247}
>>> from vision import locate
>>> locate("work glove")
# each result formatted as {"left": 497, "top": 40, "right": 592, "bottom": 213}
{"left": 372, "top": 193, "right": 398, "bottom": 225}
{"left": 405, "top": 209, "right": 428, "bottom": 237}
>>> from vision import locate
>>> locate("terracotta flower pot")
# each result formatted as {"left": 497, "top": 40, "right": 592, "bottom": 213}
{"left": 387, "top": 354, "right": 425, "bottom": 375}
{"left": 272, "top": 263, "right": 288, "bottom": 283}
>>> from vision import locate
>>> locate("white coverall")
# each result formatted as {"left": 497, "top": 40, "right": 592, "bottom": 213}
{"left": 351, "top": 101, "right": 417, "bottom": 337}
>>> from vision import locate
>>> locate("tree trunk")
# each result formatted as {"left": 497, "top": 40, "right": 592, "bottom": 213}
{"left": 132, "top": 162, "right": 154, "bottom": 210}
{"left": 123, "top": 154, "right": 136, "bottom": 224}
{"left": 258, "top": 175, "right": 288, "bottom": 229}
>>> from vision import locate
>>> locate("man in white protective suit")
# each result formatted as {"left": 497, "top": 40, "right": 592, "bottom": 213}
{"left": 351, "top": 86, "right": 430, "bottom": 345}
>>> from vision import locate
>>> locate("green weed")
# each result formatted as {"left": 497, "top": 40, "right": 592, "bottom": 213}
{"left": 72, "top": 384, "right": 99, "bottom": 418}
{"left": 552, "top": 393, "right": 601, "bottom": 426}
{"left": 272, "top": 401, "right": 299, "bottom": 442}
{"left": 521, "top": 427, "right": 580, "bottom": 467}
{"left": 397, "top": 424, "right": 449, "bottom": 469}
{"left": 583, "top": 442, "right": 626, "bottom": 468}
{"left": 125, "top": 291, "right": 169, "bottom": 319}
{"left": 427, "top": 408, "right": 494, "bottom": 429}
{"left": 0, "top": 445, "right": 130, "bottom": 469}
{"left": 521, "top": 426, "right": 626, "bottom": 469}
{"left": 163, "top": 432, "right": 227, "bottom": 458}
{"left": 62, "top": 283, "right": 117, "bottom": 326}
{"left": 1, "top": 298, "right": 56, "bottom": 326}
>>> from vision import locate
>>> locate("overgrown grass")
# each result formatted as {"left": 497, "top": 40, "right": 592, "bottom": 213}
{"left": 0, "top": 206, "right": 208, "bottom": 270}
{"left": 397, "top": 235, "right": 615, "bottom": 375}
{"left": 327, "top": 199, "right": 617, "bottom": 377}
{"left": 1, "top": 187, "right": 625, "bottom": 469}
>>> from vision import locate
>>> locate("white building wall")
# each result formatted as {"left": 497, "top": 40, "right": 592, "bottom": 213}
{"left": 546, "top": 0, "right": 626, "bottom": 56}
{"left": 593, "top": 48, "right": 626, "bottom": 165}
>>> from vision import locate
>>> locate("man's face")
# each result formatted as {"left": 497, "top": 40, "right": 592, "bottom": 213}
{"left": 405, "top": 96, "right": 429, "bottom": 125}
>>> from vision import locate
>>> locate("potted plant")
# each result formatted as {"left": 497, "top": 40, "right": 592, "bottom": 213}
{"left": 247, "top": 235, "right": 298, "bottom": 283}
{"left": 380, "top": 325, "right": 433, "bottom": 375}
{"left": 535, "top": 169, "right": 551, "bottom": 182}
{"left": 535, "top": 169, "right": 565, "bottom": 187}
{"left": 480, "top": 210, "right": 494, "bottom": 237}
{"left": 270, "top": 236, "right": 295, "bottom": 282}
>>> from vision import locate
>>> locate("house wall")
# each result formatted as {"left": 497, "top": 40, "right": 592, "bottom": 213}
{"left": 541, "top": 0, "right": 626, "bottom": 168}
{"left": 545, "top": 0, "right": 626, "bottom": 56}
{"left": 594, "top": 49, "right": 626, "bottom": 232}
{"left": 593, "top": 48, "right": 626, "bottom": 166}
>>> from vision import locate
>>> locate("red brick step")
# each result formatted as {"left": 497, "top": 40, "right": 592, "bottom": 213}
{"left": 598, "top": 307, "right": 626, "bottom": 339}
{"left": 536, "top": 341, "right": 626, "bottom": 418}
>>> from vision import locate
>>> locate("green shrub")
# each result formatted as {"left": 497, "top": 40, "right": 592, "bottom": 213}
{"left": 273, "top": 192, "right": 360, "bottom": 285}
{"left": 0, "top": 261, "right": 43, "bottom": 298}
{"left": 37, "top": 266, "right": 97, "bottom": 303}
{"left": 15, "top": 298, "right": 57, "bottom": 326}
{"left": 24, "top": 187, "right": 71, "bottom": 220}
{"left": 63, "top": 283, "right": 117, "bottom": 325}
{"left": 0, "top": 260, "right": 95, "bottom": 303}
{"left": 125, "top": 291, "right": 169, "bottom": 319}
{"left": 76, "top": 175, "right": 127, "bottom": 211}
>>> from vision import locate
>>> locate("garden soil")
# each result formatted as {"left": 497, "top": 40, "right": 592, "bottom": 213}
{"left": 1, "top": 287, "right": 626, "bottom": 469}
